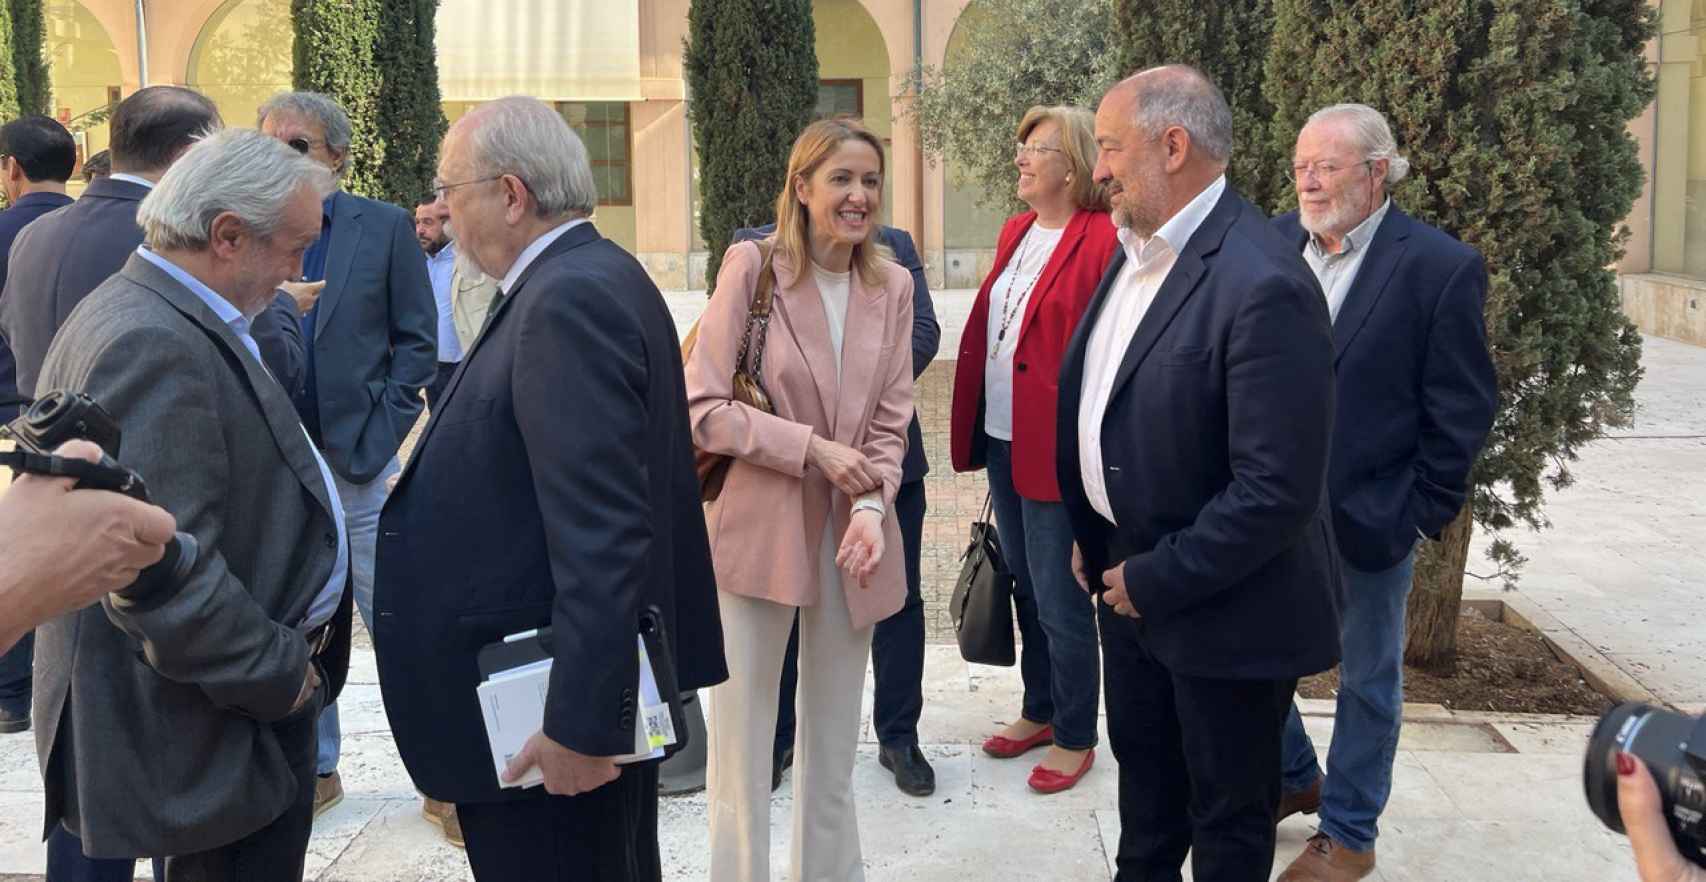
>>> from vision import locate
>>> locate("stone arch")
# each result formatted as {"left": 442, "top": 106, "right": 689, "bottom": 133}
{"left": 43, "top": 0, "right": 124, "bottom": 161}
{"left": 185, "top": 0, "right": 294, "bottom": 130}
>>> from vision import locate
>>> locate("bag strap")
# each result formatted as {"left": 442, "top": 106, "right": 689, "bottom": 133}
{"left": 734, "top": 240, "right": 779, "bottom": 377}
{"left": 978, "top": 491, "right": 994, "bottom": 525}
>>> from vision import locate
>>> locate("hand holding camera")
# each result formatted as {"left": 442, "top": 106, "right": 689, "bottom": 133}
{"left": 1586, "top": 702, "right": 1706, "bottom": 875}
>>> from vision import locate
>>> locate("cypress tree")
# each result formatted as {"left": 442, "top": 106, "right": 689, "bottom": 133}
{"left": 0, "top": 0, "right": 18, "bottom": 123}
{"left": 1110, "top": 0, "right": 1284, "bottom": 212}
{"left": 1265, "top": 0, "right": 1654, "bottom": 669}
{"left": 371, "top": 0, "right": 446, "bottom": 206}
{"left": 292, "top": 0, "right": 385, "bottom": 197}
{"left": 684, "top": 0, "right": 819, "bottom": 292}
{"left": 9, "top": 0, "right": 44, "bottom": 116}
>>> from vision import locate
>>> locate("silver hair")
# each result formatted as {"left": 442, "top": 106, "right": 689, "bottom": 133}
{"left": 1306, "top": 103, "right": 1411, "bottom": 185}
{"left": 1128, "top": 65, "right": 1234, "bottom": 165}
{"left": 138, "top": 128, "right": 335, "bottom": 251}
{"left": 459, "top": 96, "right": 597, "bottom": 219}
{"left": 257, "top": 91, "right": 353, "bottom": 177}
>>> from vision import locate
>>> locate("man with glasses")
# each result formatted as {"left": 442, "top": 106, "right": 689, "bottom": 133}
{"left": 1271, "top": 104, "right": 1497, "bottom": 882}
{"left": 257, "top": 91, "right": 437, "bottom": 823}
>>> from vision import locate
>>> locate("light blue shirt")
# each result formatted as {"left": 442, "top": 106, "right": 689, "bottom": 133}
{"left": 136, "top": 246, "right": 349, "bottom": 633}
{"left": 425, "top": 241, "right": 462, "bottom": 362}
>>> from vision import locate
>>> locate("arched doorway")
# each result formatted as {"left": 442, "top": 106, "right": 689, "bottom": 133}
{"left": 187, "top": 0, "right": 293, "bottom": 130}
{"left": 940, "top": 0, "right": 1009, "bottom": 275}
{"left": 44, "top": 0, "right": 122, "bottom": 170}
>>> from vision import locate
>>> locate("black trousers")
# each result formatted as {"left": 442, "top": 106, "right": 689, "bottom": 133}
{"left": 1099, "top": 604, "right": 1297, "bottom": 882}
{"left": 776, "top": 479, "right": 926, "bottom": 755}
{"left": 456, "top": 762, "right": 661, "bottom": 882}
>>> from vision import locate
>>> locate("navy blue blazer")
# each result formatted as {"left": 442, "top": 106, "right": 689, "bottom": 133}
{"left": 731, "top": 223, "right": 939, "bottom": 484}
{"left": 0, "top": 190, "right": 73, "bottom": 421}
{"left": 1057, "top": 187, "right": 1342, "bottom": 681}
{"left": 374, "top": 223, "right": 726, "bottom": 804}
{"left": 1274, "top": 208, "right": 1497, "bottom": 572}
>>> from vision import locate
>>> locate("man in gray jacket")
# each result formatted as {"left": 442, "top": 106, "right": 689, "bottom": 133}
{"left": 32, "top": 129, "right": 350, "bottom": 880}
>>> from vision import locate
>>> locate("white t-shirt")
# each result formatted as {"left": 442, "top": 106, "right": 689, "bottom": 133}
{"left": 811, "top": 261, "right": 852, "bottom": 374}
{"left": 983, "top": 222, "right": 1066, "bottom": 440}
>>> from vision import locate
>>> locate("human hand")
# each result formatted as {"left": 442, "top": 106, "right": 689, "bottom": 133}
{"left": 1071, "top": 543, "right": 1089, "bottom": 592}
{"left": 1100, "top": 563, "right": 1140, "bottom": 619}
{"left": 808, "top": 436, "right": 881, "bottom": 497}
{"left": 1618, "top": 752, "right": 1706, "bottom": 882}
{"left": 836, "top": 509, "right": 885, "bottom": 588}
{"left": 502, "top": 731, "right": 621, "bottom": 796}
{"left": 280, "top": 280, "right": 326, "bottom": 315}
{"left": 0, "top": 440, "right": 177, "bottom": 647}
{"left": 288, "top": 662, "right": 322, "bottom": 715}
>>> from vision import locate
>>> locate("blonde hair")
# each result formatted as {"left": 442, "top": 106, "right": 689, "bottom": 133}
{"left": 1016, "top": 105, "right": 1109, "bottom": 212}
{"left": 771, "top": 117, "right": 891, "bottom": 287}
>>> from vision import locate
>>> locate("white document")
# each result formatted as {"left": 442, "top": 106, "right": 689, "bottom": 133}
{"left": 477, "top": 633, "right": 677, "bottom": 790}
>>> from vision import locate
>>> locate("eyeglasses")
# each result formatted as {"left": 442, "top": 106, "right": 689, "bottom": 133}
{"left": 431, "top": 175, "right": 506, "bottom": 199}
{"left": 285, "top": 136, "right": 326, "bottom": 155}
{"left": 1287, "top": 160, "right": 1373, "bottom": 184}
{"left": 1015, "top": 143, "right": 1064, "bottom": 158}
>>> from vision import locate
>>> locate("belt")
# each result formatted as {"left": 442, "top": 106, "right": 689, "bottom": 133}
{"left": 305, "top": 621, "right": 335, "bottom": 657}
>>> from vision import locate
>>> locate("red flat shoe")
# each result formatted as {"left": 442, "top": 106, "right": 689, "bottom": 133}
{"left": 1027, "top": 748, "right": 1095, "bottom": 794}
{"left": 981, "top": 724, "right": 1055, "bottom": 758}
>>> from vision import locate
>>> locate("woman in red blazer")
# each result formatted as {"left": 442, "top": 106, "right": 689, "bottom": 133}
{"left": 949, "top": 105, "right": 1118, "bottom": 794}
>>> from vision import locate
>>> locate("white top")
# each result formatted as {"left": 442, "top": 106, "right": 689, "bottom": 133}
{"left": 1078, "top": 175, "right": 1226, "bottom": 525}
{"left": 425, "top": 241, "right": 462, "bottom": 362}
{"left": 983, "top": 221, "right": 1066, "bottom": 441}
{"left": 107, "top": 173, "right": 154, "bottom": 190}
{"left": 1304, "top": 198, "right": 1391, "bottom": 323}
{"left": 811, "top": 261, "right": 851, "bottom": 374}
{"left": 499, "top": 218, "right": 590, "bottom": 294}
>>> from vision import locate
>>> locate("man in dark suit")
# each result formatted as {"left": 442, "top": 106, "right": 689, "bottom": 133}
{"left": 0, "top": 114, "right": 77, "bottom": 734}
{"left": 1059, "top": 66, "right": 1341, "bottom": 882}
{"left": 731, "top": 221, "right": 941, "bottom": 796}
{"left": 374, "top": 96, "right": 725, "bottom": 881}
{"left": 256, "top": 91, "right": 437, "bottom": 813}
{"left": 1270, "top": 105, "right": 1497, "bottom": 882}
{"left": 32, "top": 128, "right": 351, "bottom": 881}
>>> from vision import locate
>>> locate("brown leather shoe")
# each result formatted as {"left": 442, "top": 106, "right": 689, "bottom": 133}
{"left": 421, "top": 798, "right": 465, "bottom": 849}
{"left": 1278, "top": 774, "right": 1323, "bottom": 822}
{"left": 1276, "top": 833, "right": 1376, "bottom": 882}
{"left": 312, "top": 772, "right": 343, "bottom": 818}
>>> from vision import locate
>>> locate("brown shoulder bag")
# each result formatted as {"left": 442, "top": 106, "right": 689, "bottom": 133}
{"left": 681, "top": 241, "right": 778, "bottom": 502}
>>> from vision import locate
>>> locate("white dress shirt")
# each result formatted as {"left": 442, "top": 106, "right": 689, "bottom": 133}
{"left": 136, "top": 246, "right": 348, "bottom": 632}
{"left": 1304, "top": 198, "right": 1390, "bottom": 323}
{"left": 425, "top": 241, "right": 462, "bottom": 362}
{"left": 106, "top": 172, "right": 154, "bottom": 190}
{"left": 984, "top": 221, "right": 1065, "bottom": 441}
{"left": 1078, "top": 175, "right": 1227, "bottom": 525}
{"left": 499, "top": 218, "right": 590, "bottom": 294}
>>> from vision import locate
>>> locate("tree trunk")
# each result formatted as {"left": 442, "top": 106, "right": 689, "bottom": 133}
{"left": 1403, "top": 507, "right": 1474, "bottom": 674}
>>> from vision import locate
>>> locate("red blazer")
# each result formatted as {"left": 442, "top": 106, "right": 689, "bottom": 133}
{"left": 950, "top": 208, "right": 1119, "bottom": 501}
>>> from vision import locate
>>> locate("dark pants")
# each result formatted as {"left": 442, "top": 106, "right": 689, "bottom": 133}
{"left": 1100, "top": 605, "right": 1296, "bottom": 882}
{"left": 0, "top": 629, "right": 31, "bottom": 717}
{"left": 46, "top": 686, "right": 321, "bottom": 882}
{"left": 425, "top": 360, "right": 459, "bottom": 410}
{"left": 776, "top": 479, "right": 926, "bottom": 756}
{"left": 457, "top": 762, "right": 661, "bottom": 882}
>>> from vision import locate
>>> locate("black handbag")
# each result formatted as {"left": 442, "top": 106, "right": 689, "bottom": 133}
{"left": 951, "top": 493, "right": 1017, "bottom": 666}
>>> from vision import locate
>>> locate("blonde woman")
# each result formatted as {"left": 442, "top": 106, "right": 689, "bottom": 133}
{"left": 686, "top": 118, "right": 915, "bottom": 882}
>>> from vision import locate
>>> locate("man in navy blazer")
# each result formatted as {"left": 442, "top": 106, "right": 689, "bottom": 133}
{"left": 257, "top": 91, "right": 437, "bottom": 812}
{"left": 731, "top": 221, "right": 942, "bottom": 796}
{"left": 374, "top": 97, "right": 724, "bottom": 881}
{"left": 1271, "top": 105, "right": 1497, "bottom": 882}
{"left": 1059, "top": 67, "right": 1341, "bottom": 882}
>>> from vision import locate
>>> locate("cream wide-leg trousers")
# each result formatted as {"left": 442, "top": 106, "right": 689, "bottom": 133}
{"left": 708, "top": 527, "right": 874, "bottom": 882}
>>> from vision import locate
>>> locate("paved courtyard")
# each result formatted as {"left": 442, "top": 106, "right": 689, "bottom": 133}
{"left": 0, "top": 298, "right": 1699, "bottom": 880}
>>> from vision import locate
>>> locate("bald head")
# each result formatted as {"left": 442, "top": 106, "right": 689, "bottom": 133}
{"left": 1093, "top": 65, "right": 1233, "bottom": 237}
{"left": 1112, "top": 65, "right": 1233, "bottom": 168}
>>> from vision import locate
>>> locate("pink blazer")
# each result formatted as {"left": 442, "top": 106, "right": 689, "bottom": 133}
{"left": 684, "top": 240, "right": 915, "bottom": 629}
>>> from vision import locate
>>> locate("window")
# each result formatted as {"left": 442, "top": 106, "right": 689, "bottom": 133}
{"left": 556, "top": 102, "right": 632, "bottom": 206}
{"left": 815, "top": 80, "right": 863, "bottom": 120}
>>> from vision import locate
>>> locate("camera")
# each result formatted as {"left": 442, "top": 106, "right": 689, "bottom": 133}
{"left": 1584, "top": 702, "right": 1706, "bottom": 869}
{"left": 1, "top": 392, "right": 198, "bottom": 598}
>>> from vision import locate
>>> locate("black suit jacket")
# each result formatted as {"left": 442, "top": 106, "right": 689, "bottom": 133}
{"left": 0, "top": 178, "right": 151, "bottom": 421}
{"left": 731, "top": 223, "right": 939, "bottom": 484}
{"left": 1057, "top": 187, "right": 1342, "bottom": 681}
{"left": 1274, "top": 208, "right": 1498, "bottom": 572}
{"left": 374, "top": 223, "right": 726, "bottom": 804}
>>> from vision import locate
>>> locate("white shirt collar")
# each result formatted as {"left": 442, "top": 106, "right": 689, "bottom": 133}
{"left": 499, "top": 218, "right": 589, "bottom": 294}
{"left": 107, "top": 172, "right": 155, "bottom": 190}
{"left": 1116, "top": 174, "right": 1228, "bottom": 266}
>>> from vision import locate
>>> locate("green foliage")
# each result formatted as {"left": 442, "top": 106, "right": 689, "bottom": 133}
{"left": 0, "top": 0, "right": 18, "bottom": 123}
{"left": 9, "top": 0, "right": 45, "bottom": 116}
{"left": 372, "top": 0, "right": 446, "bottom": 205}
{"left": 1111, "top": 0, "right": 1284, "bottom": 212}
{"left": 292, "top": 0, "right": 385, "bottom": 196}
{"left": 908, "top": 0, "right": 1118, "bottom": 216}
{"left": 1265, "top": 0, "right": 1655, "bottom": 580}
{"left": 685, "top": 0, "right": 820, "bottom": 291}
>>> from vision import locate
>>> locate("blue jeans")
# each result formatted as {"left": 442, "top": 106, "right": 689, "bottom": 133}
{"left": 1281, "top": 549, "right": 1417, "bottom": 852}
{"left": 984, "top": 439, "right": 1100, "bottom": 750}
{"left": 315, "top": 456, "right": 397, "bottom": 776}
{"left": 0, "top": 629, "right": 32, "bottom": 717}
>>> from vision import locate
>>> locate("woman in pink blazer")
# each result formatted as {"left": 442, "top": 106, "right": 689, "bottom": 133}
{"left": 685, "top": 118, "right": 915, "bottom": 882}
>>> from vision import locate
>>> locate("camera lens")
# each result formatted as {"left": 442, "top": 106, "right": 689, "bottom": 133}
{"left": 1583, "top": 702, "right": 1706, "bottom": 868}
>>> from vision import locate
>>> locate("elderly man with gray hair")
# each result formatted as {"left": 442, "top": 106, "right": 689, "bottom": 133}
{"left": 1270, "top": 104, "right": 1497, "bottom": 882}
{"left": 31, "top": 128, "right": 353, "bottom": 881}
{"left": 371, "top": 95, "right": 725, "bottom": 880}
{"left": 1057, "top": 65, "right": 1341, "bottom": 882}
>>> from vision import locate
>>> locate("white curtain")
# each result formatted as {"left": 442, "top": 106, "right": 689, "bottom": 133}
{"left": 435, "top": 0, "right": 642, "bottom": 102}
